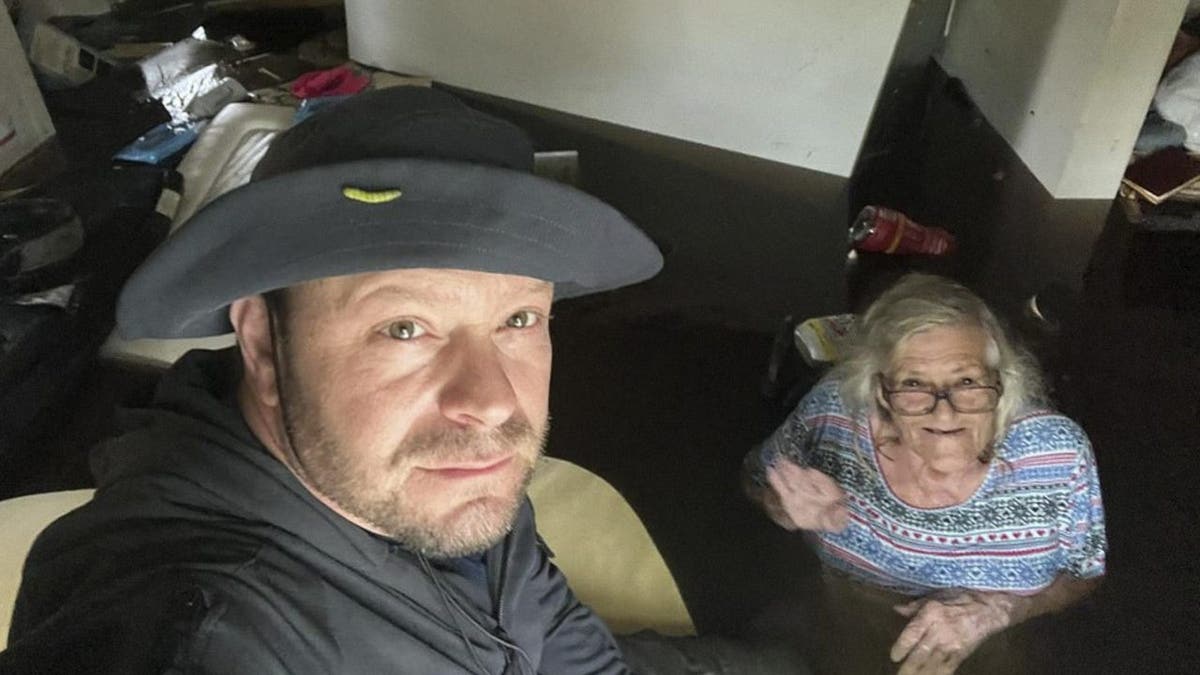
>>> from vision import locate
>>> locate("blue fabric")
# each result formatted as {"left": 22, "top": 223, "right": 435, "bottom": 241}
{"left": 444, "top": 552, "right": 489, "bottom": 588}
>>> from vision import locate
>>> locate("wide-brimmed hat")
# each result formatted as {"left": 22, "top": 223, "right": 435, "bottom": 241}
{"left": 116, "top": 87, "right": 662, "bottom": 338}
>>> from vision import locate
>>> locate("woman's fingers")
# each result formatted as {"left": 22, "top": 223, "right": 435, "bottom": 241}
{"left": 765, "top": 464, "right": 789, "bottom": 494}
{"left": 806, "top": 468, "right": 846, "bottom": 500}
{"left": 809, "top": 468, "right": 848, "bottom": 531}
{"left": 897, "top": 641, "right": 959, "bottom": 675}
{"left": 892, "top": 595, "right": 1001, "bottom": 675}
{"left": 939, "top": 650, "right": 967, "bottom": 675}
{"left": 765, "top": 465, "right": 803, "bottom": 506}
{"left": 776, "top": 462, "right": 844, "bottom": 503}
{"left": 821, "top": 501, "right": 850, "bottom": 532}
{"left": 766, "top": 462, "right": 849, "bottom": 531}
{"left": 771, "top": 459, "right": 810, "bottom": 487}
{"left": 890, "top": 611, "right": 931, "bottom": 664}
{"left": 896, "top": 643, "right": 938, "bottom": 675}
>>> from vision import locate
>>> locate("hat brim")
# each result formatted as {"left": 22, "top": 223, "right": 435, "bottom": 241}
{"left": 117, "top": 158, "right": 662, "bottom": 338}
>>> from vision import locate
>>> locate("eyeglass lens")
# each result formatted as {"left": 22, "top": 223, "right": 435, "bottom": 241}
{"left": 888, "top": 387, "right": 998, "bottom": 414}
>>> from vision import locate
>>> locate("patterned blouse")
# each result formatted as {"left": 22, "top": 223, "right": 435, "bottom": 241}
{"left": 746, "top": 378, "right": 1107, "bottom": 596}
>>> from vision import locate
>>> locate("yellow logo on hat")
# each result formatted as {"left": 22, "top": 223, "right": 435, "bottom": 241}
{"left": 342, "top": 186, "right": 403, "bottom": 204}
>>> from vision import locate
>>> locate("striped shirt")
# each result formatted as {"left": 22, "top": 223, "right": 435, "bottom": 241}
{"left": 746, "top": 378, "right": 1107, "bottom": 596}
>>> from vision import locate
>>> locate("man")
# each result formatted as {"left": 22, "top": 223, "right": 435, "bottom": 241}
{"left": 2, "top": 87, "right": 661, "bottom": 674}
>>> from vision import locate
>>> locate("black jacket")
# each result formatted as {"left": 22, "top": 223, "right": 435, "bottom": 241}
{"left": 3, "top": 349, "right": 628, "bottom": 674}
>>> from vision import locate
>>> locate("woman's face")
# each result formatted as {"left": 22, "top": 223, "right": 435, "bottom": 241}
{"left": 881, "top": 324, "right": 998, "bottom": 472}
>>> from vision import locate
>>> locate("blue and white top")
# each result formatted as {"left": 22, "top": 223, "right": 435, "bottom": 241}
{"left": 746, "top": 378, "right": 1108, "bottom": 596}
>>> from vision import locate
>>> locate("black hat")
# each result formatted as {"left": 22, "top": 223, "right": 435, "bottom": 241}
{"left": 117, "top": 87, "right": 662, "bottom": 338}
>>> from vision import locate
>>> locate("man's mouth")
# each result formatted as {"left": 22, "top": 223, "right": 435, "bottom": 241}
{"left": 418, "top": 455, "right": 514, "bottom": 479}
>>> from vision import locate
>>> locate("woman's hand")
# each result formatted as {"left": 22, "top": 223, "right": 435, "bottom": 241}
{"left": 889, "top": 575, "right": 1099, "bottom": 674}
{"left": 889, "top": 590, "right": 1018, "bottom": 675}
{"left": 763, "top": 460, "right": 849, "bottom": 532}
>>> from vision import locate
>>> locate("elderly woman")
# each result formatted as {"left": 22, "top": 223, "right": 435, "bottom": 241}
{"left": 744, "top": 274, "right": 1106, "bottom": 675}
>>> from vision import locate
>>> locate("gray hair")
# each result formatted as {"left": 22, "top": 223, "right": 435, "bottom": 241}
{"left": 832, "top": 273, "right": 1046, "bottom": 454}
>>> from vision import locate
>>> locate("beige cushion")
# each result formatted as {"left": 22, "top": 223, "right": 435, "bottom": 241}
{"left": 0, "top": 488, "right": 94, "bottom": 650}
{"left": 527, "top": 457, "right": 695, "bottom": 636}
{"left": 0, "top": 458, "right": 692, "bottom": 649}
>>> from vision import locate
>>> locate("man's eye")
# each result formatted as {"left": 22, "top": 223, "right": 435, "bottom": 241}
{"left": 506, "top": 310, "right": 540, "bottom": 329}
{"left": 386, "top": 320, "right": 425, "bottom": 340}
{"left": 899, "top": 379, "right": 926, "bottom": 389}
{"left": 959, "top": 377, "right": 977, "bottom": 386}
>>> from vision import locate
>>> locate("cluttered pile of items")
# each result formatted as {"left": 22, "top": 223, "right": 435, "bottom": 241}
{"left": 1116, "top": 11, "right": 1200, "bottom": 313}
{"left": 1123, "top": 12, "right": 1200, "bottom": 210}
{"left": 0, "top": 0, "right": 433, "bottom": 468}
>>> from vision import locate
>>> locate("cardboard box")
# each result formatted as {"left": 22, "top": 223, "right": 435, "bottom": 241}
{"left": 0, "top": 11, "right": 56, "bottom": 184}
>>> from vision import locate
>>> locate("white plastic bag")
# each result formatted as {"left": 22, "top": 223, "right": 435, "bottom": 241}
{"left": 1155, "top": 51, "right": 1200, "bottom": 152}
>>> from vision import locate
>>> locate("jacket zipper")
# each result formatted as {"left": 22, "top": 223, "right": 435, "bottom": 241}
{"left": 490, "top": 535, "right": 525, "bottom": 674}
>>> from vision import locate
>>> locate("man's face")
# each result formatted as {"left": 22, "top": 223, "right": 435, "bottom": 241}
{"left": 270, "top": 268, "right": 553, "bottom": 558}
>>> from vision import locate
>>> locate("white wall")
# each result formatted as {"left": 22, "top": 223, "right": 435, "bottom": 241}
{"left": 0, "top": 11, "right": 54, "bottom": 178}
{"left": 346, "top": 0, "right": 913, "bottom": 178}
{"left": 939, "top": 0, "right": 1187, "bottom": 199}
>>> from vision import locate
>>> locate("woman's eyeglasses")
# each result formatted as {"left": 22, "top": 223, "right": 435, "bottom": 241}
{"left": 878, "top": 376, "right": 1002, "bottom": 416}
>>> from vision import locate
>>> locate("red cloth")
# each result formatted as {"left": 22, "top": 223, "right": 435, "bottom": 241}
{"left": 290, "top": 65, "right": 371, "bottom": 99}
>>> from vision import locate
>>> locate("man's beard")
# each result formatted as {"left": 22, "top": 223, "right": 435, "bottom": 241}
{"left": 273, "top": 346, "right": 547, "bottom": 558}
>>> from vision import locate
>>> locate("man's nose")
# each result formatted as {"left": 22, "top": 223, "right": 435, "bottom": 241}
{"left": 437, "top": 334, "right": 518, "bottom": 429}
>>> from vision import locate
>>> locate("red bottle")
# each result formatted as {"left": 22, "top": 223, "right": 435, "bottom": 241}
{"left": 849, "top": 206, "right": 956, "bottom": 255}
